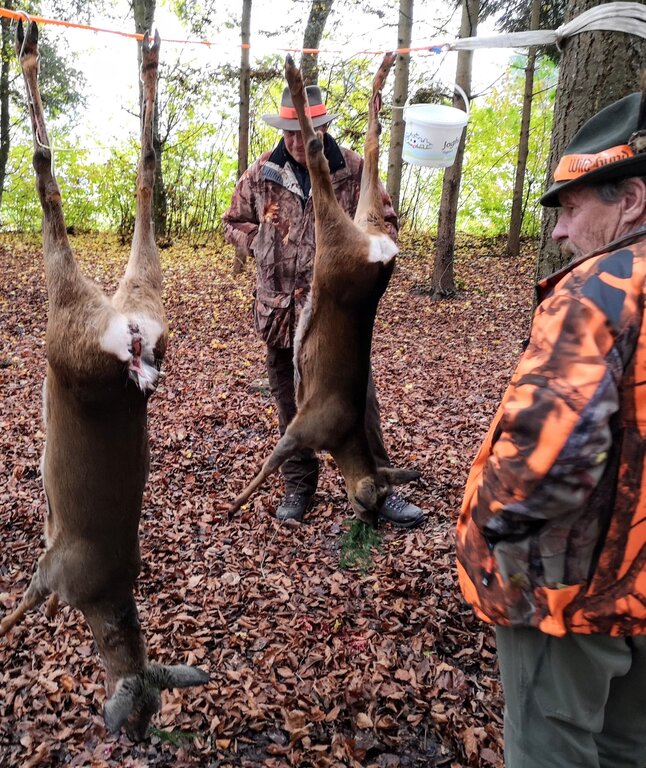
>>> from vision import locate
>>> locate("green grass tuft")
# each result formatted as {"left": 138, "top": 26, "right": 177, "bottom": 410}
{"left": 149, "top": 727, "right": 201, "bottom": 747}
{"left": 339, "top": 519, "right": 383, "bottom": 572}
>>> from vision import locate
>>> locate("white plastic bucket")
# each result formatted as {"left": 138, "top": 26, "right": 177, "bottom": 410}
{"left": 402, "top": 84, "right": 469, "bottom": 168}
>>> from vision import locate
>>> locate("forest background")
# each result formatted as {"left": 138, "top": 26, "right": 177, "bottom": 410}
{"left": 0, "top": 0, "right": 557, "bottom": 244}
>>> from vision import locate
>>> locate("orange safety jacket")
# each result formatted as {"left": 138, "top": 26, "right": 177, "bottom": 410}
{"left": 457, "top": 229, "right": 646, "bottom": 637}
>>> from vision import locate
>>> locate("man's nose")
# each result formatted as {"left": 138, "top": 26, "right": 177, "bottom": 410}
{"left": 551, "top": 217, "right": 567, "bottom": 242}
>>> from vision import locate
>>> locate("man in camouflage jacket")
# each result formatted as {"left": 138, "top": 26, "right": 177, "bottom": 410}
{"left": 223, "top": 85, "right": 423, "bottom": 527}
{"left": 457, "top": 93, "right": 646, "bottom": 767}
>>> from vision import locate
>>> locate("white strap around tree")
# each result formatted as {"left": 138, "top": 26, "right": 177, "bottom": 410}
{"left": 447, "top": 2, "right": 646, "bottom": 52}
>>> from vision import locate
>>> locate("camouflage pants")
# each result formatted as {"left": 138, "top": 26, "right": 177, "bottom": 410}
{"left": 265, "top": 346, "right": 390, "bottom": 497}
{"left": 496, "top": 626, "right": 646, "bottom": 768}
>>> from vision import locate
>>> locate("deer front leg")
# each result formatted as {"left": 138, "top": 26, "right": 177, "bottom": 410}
{"left": 104, "top": 662, "right": 209, "bottom": 741}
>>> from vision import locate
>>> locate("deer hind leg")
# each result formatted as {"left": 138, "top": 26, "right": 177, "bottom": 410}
{"left": 112, "top": 31, "right": 167, "bottom": 391}
{"left": 230, "top": 432, "right": 302, "bottom": 513}
{"left": 355, "top": 53, "right": 397, "bottom": 251}
{"left": 16, "top": 22, "right": 84, "bottom": 304}
{"left": 0, "top": 562, "right": 51, "bottom": 636}
{"left": 283, "top": 55, "right": 337, "bottom": 211}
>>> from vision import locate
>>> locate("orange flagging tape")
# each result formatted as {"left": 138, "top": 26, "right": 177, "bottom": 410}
{"left": 0, "top": 7, "right": 451, "bottom": 56}
{"left": 0, "top": 7, "right": 216, "bottom": 47}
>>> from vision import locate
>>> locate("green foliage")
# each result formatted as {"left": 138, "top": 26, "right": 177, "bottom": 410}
{"left": 164, "top": 119, "right": 239, "bottom": 243}
{"left": 1, "top": 145, "right": 41, "bottom": 232}
{"left": 97, "top": 144, "right": 140, "bottom": 237}
{"left": 324, "top": 57, "right": 377, "bottom": 153}
{"left": 339, "top": 519, "right": 382, "bottom": 572}
{"left": 459, "top": 57, "right": 555, "bottom": 236}
{"left": 1, "top": 140, "right": 138, "bottom": 233}
{"left": 399, "top": 56, "right": 556, "bottom": 236}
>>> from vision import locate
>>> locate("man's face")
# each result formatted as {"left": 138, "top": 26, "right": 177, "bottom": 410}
{"left": 552, "top": 185, "right": 629, "bottom": 260}
{"left": 283, "top": 124, "right": 328, "bottom": 165}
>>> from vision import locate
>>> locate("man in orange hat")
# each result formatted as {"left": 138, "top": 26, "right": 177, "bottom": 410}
{"left": 457, "top": 91, "right": 646, "bottom": 767}
{"left": 223, "top": 85, "right": 424, "bottom": 527}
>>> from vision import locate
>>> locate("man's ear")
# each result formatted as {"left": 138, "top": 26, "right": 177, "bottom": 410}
{"left": 620, "top": 177, "right": 646, "bottom": 226}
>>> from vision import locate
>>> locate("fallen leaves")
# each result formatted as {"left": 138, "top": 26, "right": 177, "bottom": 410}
{"left": 0, "top": 231, "right": 534, "bottom": 766}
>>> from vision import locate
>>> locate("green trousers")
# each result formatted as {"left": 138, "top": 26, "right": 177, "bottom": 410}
{"left": 496, "top": 626, "right": 646, "bottom": 768}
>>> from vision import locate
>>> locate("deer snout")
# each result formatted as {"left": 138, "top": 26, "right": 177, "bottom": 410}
{"left": 348, "top": 476, "right": 381, "bottom": 527}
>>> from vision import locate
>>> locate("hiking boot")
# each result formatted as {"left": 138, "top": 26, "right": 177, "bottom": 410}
{"left": 379, "top": 493, "right": 424, "bottom": 528}
{"left": 276, "top": 492, "right": 313, "bottom": 522}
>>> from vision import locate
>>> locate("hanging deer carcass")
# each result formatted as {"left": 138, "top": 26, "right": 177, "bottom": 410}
{"left": 0, "top": 21, "right": 208, "bottom": 740}
{"left": 230, "top": 54, "right": 419, "bottom": 525}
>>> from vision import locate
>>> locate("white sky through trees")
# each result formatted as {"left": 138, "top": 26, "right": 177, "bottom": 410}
{"left": 35, "top": 1, "right": 513, "bottom": 150}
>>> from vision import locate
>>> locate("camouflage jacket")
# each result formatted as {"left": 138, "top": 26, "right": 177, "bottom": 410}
{"left": 222, "top": 134, "right": 398, "bottom": 348}
{"left": 457, "top": 229, "right": 646, "bottom": 637}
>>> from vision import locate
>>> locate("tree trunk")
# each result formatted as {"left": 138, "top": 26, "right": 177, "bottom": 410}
{"left": 0, "top": 0, "right": 12, "bottom": 211}
{"left": 237, "top": 0, "right": 252, "bottom": 179}
{"left": 537, "top": 0, "right": 646, "bottom": 278}
{"left": 386, "top": 0, "right": 413, "bottom": 216}
{"left": 301, "top": 0, "right": 334, "bottom": 86}
{"left": 133, "top": 0, "right": 167, "bottom": 239}
{"left": 431, "top": 0, "right": 478, "bottom": 298}
{"left": 506, "top": 0, "right": 540, "bottom": 259}
{"left": 232, "top": 0, "right": 253, "bottom": 275}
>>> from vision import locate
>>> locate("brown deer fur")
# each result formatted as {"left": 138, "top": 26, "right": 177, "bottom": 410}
{"left": 0, "top": 22, "right": 207, "bottom": 740}
{"left": 231, "top": 54, "right": 419, "bottom": 525}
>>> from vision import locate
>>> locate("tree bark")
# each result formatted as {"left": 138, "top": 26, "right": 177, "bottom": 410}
{"left": 133, "top": 0, "right": 167, "bottom": 239}
{"left": 506, "top": 0, "right": 540, "bottom": 259}
{"left": 537, "top": 0, "right": 646, "bottom": 278}
{"left": 387, "top": 0, "right": 413, "bottom": 216}
{"left": 232, "top": 0, "right": 253, "bottom": 275}
{"left": 301, "top": 0, "right": 334, "bottom": 86}
{"left": 431, "top": 0, "right": 478, "bottom": 298}
{"left": 237, "top": 0, "right": 252, "bottom": 179}
{"left": 0, "top": 0, "right": 12, "bottom": 211}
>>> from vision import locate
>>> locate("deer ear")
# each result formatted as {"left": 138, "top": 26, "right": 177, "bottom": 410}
{"left": 148, "top": 663, "right": 209, "bottom": 690}
{"left": 104, "top": 680, "right": 136, "bottom": 733}
{"left": 378, "top": 467, "right": 421, "bottom": 486}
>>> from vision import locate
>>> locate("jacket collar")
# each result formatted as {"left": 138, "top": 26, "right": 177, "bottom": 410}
{"left": 536, "top": 225, "right": 646, "bottom": 303}
{"left": 266, "top": 133, "right": 346, "bottom": 174}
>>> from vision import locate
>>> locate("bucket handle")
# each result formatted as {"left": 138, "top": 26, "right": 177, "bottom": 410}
{"left": 402, "top": 83, "right": 470, "bottom": 118}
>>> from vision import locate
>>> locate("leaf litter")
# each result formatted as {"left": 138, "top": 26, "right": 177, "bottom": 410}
{"left": 0, "top": 231, "right": 535, "bottom": 767}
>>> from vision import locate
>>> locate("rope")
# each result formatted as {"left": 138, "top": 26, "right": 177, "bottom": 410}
{"left": 448, "top": 2, "right": 646, "bottom": 52}
{"left": 3, "top": 3, "right": 646, "bottom": 57}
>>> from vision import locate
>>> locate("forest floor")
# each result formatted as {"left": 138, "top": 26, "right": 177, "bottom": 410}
{"left": 0, "top": 231, "right": 537, "bottom": 767}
